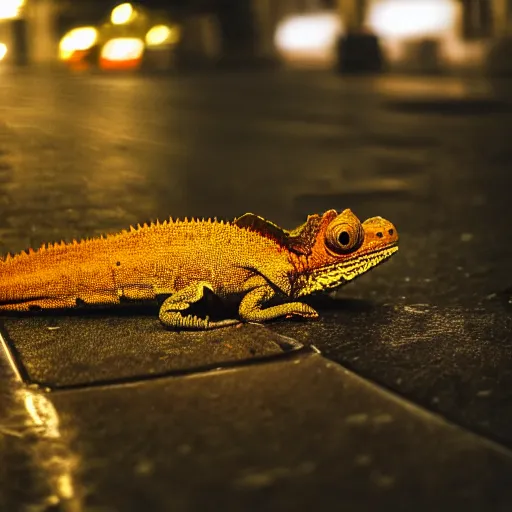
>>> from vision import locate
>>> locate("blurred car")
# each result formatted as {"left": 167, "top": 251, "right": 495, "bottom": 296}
{"left": 58, "top": 2, "right": 182, "bottom": 72}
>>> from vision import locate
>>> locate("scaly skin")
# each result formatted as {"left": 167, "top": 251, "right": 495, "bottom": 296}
{"left": 0, "top": 209, "right": 398, "bottom": 330}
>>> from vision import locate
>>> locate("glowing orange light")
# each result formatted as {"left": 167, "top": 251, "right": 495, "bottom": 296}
{"left": 59, "top": 27, "right": 98, "bottom": 61}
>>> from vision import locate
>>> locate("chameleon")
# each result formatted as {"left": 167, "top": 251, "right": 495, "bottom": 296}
{"left": 0, "top": 209, "right": 398, "bottom": 330}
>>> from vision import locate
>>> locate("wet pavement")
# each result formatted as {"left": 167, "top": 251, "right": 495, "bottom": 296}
{"left": 1, "top": 69, "right": 512, "bottom": 511}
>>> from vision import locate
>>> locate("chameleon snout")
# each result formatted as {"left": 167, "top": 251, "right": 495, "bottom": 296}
{"left": 362, "top": 217, "right": 399, "bottom": 246}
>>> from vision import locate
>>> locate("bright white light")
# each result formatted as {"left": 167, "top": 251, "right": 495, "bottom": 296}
{"left": 146, "top": 25, "right": 181, "bottom": 46}
{"left": 0, "top": 0, "right": 24, "bottom": 20}
{"left": 59, "top": 27, "right": 98, "bottom": 60}
{"left": 111, "top": 3, "right": 135, "bottom": 25}
{"left": 101, "top": 38, "right": 144, "bottom": 61}
{"left": 0, "top": 43, "right": 7, "bottom": 61}
{"left": 368, "top": 0, "right": 457, "bottom": 39}
{"left": 275, "top": 13, "right": 342, "bottom": 54}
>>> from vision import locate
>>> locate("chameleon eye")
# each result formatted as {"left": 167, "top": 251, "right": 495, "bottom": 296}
{"left": 326, "top": 219, "right": 364, "bottom": 254}
{"left": 338, "top": 231, "right": 350, "bottom": 246}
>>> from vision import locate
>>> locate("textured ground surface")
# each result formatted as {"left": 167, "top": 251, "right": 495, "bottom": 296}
{"left": 1, "top": 69, "right": 512, "bottom": 511}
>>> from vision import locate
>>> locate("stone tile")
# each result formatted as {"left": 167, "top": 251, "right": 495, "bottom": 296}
{"left": 1, "top": 316, "right": 301, "bottom": 388}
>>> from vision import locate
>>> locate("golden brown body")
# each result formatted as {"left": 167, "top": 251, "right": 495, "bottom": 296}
{"left": 0, "top": 210, "right": 399, "bottom": 329}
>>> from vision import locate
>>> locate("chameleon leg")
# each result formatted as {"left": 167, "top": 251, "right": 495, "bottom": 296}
{"left": 0, "top": 291, "right": 121, "bottom": 311}
{"left": 0, "top": 296, "right": 80, "bottom": 311}
{"left": 158, "top": 281, "right": 239, "bottom": 330}
{"left": 238, "top": 284, "right": 318, "bottom": 323}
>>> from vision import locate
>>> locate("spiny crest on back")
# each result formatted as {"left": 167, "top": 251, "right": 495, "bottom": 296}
{"left": 1, "top": 237, "right": 79, "bottom": 263}
{"left": 0, "top": 215, "right": 230, "bottom": 263}
{"left": 128, "top": 216, "right": 186, "bottom": 234}
{"left": 130, "top": 216, "right": 221, "bottom": 230}
{"left": 1, "top": 222, "right": 143, "bottom": 263}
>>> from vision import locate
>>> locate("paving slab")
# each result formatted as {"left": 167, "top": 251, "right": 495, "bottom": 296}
{"left": 0, "top": 315, "right": 302, "bottom": 388}
{"left": 3, "top": 351, "right": 512, "bottom": 512}
{"left": 272, "top": 302, "right": 512, "bottom": 449}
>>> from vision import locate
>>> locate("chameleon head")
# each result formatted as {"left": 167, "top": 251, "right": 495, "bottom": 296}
{"left": 295, "top": 209, "right": 399, "bottom": 296}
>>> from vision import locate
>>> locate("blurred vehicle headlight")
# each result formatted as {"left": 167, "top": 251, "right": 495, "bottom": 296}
{"left": 367, "top": 0, "right": 457, "bottom": 39}
{"left": 275, "top": 13, "right": 342, "bottom": 54}
{"left": 101, "top": 38, "right": 144, "bottom": 61}
{"left": 59, "top": 27, "right": 98, "bottom": 60}
{"left": 0, "top": 43, "right": 7, "bottom": 61}
{"left": 0, "top": 0, "right": 24, "bottom": 20}
{"left": 145, "top": 25, "right": 181, "bottom": 47}
{"left": 111, "top": 3, "right": 135, "bottom": 25}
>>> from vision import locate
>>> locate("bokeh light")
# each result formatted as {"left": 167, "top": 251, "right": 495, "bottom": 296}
{"left": 146, "top": 25, "right": 181, "bottom": 46}
{"left": 367, "top": 0, "right": 457, "bottom": 39}
{"left": 101, "top": 38, "right": 145, "bottom": 61}
{"left": 59, "top": 27, "right": 98, "bottom": 61}
{"left": 111, "top": 3, "right": 135, "bottom": 26}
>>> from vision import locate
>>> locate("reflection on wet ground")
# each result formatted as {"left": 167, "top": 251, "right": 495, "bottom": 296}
{"left": 0, "top": 334, "right": 82, "bottom": 512}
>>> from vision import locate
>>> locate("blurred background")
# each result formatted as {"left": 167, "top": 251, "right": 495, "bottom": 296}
{"left": 0, "top": 0, "right": 510, "bottom": 74}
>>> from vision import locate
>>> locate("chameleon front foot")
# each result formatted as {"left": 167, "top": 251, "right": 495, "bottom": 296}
{"left": 240, "top": 302, "right": 319, "bottom": 323}
{"left": 158, "top": 281, "right": 240, "bottom": 330}
{"left": 159, "top": 310, "right": 240, "bottom": 330}
{"left": 238, "top": 283, "right": 319, "bottom": 323}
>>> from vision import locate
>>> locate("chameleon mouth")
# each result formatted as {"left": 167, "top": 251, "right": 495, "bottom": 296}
{"left": 332, "top": 244, "right": 398, "bottom": 282}
{"left": 356, "top": 242, "right": 399, "bottom": 262}
{"left": 295, "top": 241, "right": 398, "bottom": 297}
{"left": 298, "top": 244, "right": 399, "bottom": 296}
{"left": 348, "top": 244, "right": 399, "bottom": 276}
